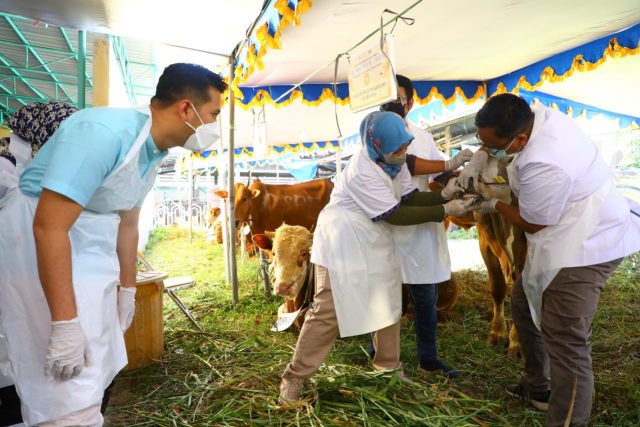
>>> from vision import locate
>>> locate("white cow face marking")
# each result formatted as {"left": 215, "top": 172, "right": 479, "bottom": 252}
{"left": 270, "top": 224, "right": 313, "bottom": 299}
{"left": 477, "top": 156, "right": 513, "bottom": 204}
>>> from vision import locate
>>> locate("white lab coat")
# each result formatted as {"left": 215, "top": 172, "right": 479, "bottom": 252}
{"left": 393, "top": 122, "right": 451, "bottom": 284}
{"left": 510, "top": 105, "right": 640, "bottom": 328}
{"left": 311, "top": 150, "right": 414, "bottom": 337}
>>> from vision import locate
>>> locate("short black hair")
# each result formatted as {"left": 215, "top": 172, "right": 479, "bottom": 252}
{"left": 152, "top": 63, "right": 228, "bottom": 107}
{"left": 396, "top": 74, "right": 414, "bottom": 98}
{"left": 475, "top": 93, "right": 534, "bottom": 139}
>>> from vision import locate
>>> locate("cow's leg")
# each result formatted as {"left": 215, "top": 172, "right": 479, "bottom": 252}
{"left": 507, "top": 323, "right": 521, "bottom": 357}
{"left": 401, "top": 283, "right": 413, "bottom": 320}
{"left": 479, "top": 237, "right": 508, "bottom": 346}
{"left": 436, "top": 275, "right": 459, "bottom": 322}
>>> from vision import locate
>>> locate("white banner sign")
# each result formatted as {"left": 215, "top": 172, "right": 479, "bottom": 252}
{"left": 347, "top": 34, "right": 397, "bottom": 112}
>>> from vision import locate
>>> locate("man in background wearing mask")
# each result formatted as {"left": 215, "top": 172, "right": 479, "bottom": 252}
{"left": 0, "top": 63, "right": 225, "bottom": 426}
{"left": 460, "top": 93, "right": 640, "bottom": 426}
{"left": 380, "top": 75, "right": 473, "bottom": 378}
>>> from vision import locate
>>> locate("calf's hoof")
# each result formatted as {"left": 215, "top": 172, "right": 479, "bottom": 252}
{"left": 487, "top": 332, "right": 508, "bottom": 347}
{"left": 507, "top": 343, "right": 521, "bottom": 358}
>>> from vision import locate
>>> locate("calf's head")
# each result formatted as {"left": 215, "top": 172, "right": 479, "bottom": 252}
{"left": 475, "top": 155, "right": 514, "bottom": 205}
{"left": 254, "top": 224, "right": 313, "bottom": 299}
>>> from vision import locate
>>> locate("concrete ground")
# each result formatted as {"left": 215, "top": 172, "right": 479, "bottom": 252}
{"left": 447, "top": 238, "right": 485, "bottom": 271}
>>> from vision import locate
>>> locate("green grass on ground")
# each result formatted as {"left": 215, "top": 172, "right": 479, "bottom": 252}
{"left": 105, "top": 227, "right": 640, "bottom": 426}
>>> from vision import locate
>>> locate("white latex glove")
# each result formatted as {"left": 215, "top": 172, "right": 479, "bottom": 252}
{"left": 118, "top": 286, "right": 137, "bottom": 332}
{"left": 440, "top": 177, "right": 463, "bottom": 200}
{"left": 444, "top": 148, "right": 474, "bottom": 171}
{"left": 470, "top": 198, "right": 499, "bottom": 214}
{"left": 458, "top": 150, "right": 489, "bottom": 190}
{"left": 44, "top": 317, "right": 92, "bottom": 381}
{"left": 443, "top": 196, "right": 479, "bottom": 217}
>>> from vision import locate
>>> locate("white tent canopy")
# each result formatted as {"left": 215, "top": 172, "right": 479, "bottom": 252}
{"left": 1, "top": 0, "right": 265, "bottom": 55}
{"left": 234, "top": 0, "right": 640, "bottom": 146}
{"left": 247, "top": 0, "right": 639, "bottom": 85}
{"left": 2, "top": 0, "right": 639, "bottom": 147}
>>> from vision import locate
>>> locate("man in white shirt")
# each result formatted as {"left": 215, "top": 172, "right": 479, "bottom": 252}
{"left": 381, "top": 75, "right": 473, "bottom": 378}
{"left": 460, "top": 93, "right": 640, "bottom": 427}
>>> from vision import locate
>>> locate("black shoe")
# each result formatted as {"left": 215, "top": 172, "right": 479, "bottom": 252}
{"left": 418, "top": 360, "right": 460, "bottom": 379}
{"left": 505, "top": 383, "right": 550, "bottom": 411}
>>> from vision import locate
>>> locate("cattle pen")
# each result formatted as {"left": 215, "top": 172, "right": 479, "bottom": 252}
{"left": 102, "top": 227, "right": 640, "bottom": 426}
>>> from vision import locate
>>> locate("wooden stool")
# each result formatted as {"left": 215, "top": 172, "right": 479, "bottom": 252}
{"left": 122, "top": 271, "right": 167, "bottom": 370}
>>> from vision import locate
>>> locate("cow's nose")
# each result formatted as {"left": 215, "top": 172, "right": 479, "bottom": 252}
{"left": 276, "top": 283, "right": 293, "bottom": 297}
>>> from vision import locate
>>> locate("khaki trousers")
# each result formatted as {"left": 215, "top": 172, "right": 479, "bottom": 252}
{"left": 283, "top": 265, "right": 401, "bottom": 380}
{"left": 512, "top": 258, "right": 622, "bottom": 427}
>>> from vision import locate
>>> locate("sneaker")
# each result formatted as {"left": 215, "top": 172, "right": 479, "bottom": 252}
{"left": 278, "top": 377, "right": 305, "bottom": 405}
{"left": 418, "top": 360, "right": 460, "bottom": 379}
{"left": 505, "top": 383, "right": 550, "bottom": 411}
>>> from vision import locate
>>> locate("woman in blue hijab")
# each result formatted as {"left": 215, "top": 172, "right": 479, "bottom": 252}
{"left": 278, "top": 111, "right": 474, "bottom": 405}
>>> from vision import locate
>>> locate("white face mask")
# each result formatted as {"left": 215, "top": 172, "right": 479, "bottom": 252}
{"left": 183, "top": 104, "right": 220, "bottom": 152}
{"left": 383, "top": 151, "right": 407, "bottom": 166}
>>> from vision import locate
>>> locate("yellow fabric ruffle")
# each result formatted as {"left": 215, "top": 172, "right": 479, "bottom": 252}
{"left": 237, "top": 84, "right": 483, "bottom": 109}
{"left": 493, "top": 35, "right": 640, "bottom": 95}
{"left": 414, "top": 85, "right": 485, "bottom": 106}
{"left": 236, "top": 86, "right": 349, "bottom": 110}
{"left": 192, "top": 139, "right": 340, "bottom": 162}
{"left": 233, "top": 0, "right": 313, "bottom": 88}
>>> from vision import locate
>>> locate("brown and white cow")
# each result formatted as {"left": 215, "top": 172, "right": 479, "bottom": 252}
{"left": 445, "top": 156, "right": 526, "bottom": 356}
{"left": 216, "top": 178, "right": 334, "bottom": 236}
{"left": 253, "top": 224, "right": 314, "bottom": 330}
{"left": 476, "top": 158, "right": 526, "bottom": 356}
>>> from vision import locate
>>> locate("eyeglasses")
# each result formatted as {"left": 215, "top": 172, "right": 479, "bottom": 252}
{"left": 476, "top": 132, "right": 518, "bottom": 155}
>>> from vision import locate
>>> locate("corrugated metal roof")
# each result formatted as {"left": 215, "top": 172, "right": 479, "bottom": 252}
{"left": 0, "top": 12, "right": 157, "bottom": 123}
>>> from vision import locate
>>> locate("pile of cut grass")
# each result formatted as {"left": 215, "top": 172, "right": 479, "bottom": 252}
{"left": 105, "top": 228, "right": 640, "bottom": 426}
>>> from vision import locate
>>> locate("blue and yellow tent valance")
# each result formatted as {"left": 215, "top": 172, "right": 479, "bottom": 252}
{"left": 236, "top": 81, "right": 484, "bottom": 109}
{"left": 519, "top": 90, "right": 639, "bottom": 129}
{"left": 194, "top": 140, "right": 340, "bottom": 162}
{"left": 412, "top": 81, "right": 484, "bottom": 106}
{"left": 233, "top": 0, "right": 313, "bottom": 93}
{"left": 236, "top": 83, "right": 349, "bottom": 109}
{"left": 488, "top": 22, "right": 640, "bottom": 95}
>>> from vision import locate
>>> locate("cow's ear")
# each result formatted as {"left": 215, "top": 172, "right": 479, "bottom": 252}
{"left": 214, "top": 190, "right": 228, "bottom": 198}
{"left": 251, "top": 189, "right": 261, "bottom": 199}
{"left": 252, "top": 233, "right": 273, "bottom": 250}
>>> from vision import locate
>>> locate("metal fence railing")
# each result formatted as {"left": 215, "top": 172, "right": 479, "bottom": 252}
{"left": 153, "top": 198, "right": 208, "bottom": 230}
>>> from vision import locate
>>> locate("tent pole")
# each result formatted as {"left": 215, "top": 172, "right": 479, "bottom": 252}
{"left": 77, "top": 30, "right": 86, "bottom": 108}
{"left": 188, "top": 153, "right": 193, "bottom": 243}
{"left": 228, "top": 58, "right": 239, "bottom": 304}
{"left": 336, "top": 140, "right": 342, "bottom": 176}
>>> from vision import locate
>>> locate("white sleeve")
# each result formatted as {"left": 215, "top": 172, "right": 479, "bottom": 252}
{"left": 346, "top": 160, "right": 403, "bottom": 220}
{"left": 518, "top": 162, "right": 573, "bottom": 226}
{"left": 409, "top": 127, "right": 445, "bottom": 161}
{"left": 397, "top": 165, "right": 417, "bottom": 198}
{"left": 425, "top": 132, "right": 446, "bottom": 161}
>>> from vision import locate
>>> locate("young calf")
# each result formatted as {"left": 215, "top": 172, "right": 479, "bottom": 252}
{"left": 253, "top": 224, "right": 315, "bottom": 330}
